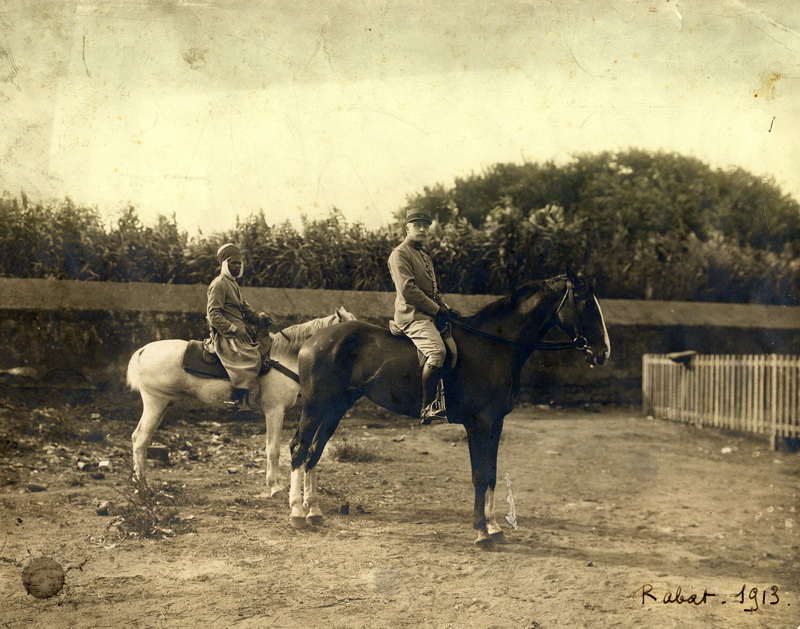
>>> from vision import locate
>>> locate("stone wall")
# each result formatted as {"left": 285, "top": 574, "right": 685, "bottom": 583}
{"left": 1, "top": 278, "right": 798, "bottom": 406}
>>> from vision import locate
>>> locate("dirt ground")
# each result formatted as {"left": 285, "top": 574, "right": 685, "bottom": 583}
{"left": 1, "top": 391, "right": 798, "bottom": 629}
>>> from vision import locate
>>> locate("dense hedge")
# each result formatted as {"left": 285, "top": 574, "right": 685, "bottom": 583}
{"left": 1, "top": 150, "right": 798, "bottom": 305}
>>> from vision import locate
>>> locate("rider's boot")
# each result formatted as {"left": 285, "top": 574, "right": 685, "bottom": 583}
{"left": 244, "top": 387, "right": 262, "bottom": 413}
{"left": 420, "top": 363, "right": 447, "bottom": 425}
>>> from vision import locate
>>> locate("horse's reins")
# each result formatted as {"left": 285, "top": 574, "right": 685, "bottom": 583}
{"left": 254, "top": 329, "right": 301, "bottom": 383}
{"left": 264, "top": 358, "right": 300, "bottom": 383}
{"left": 449, "top": 281, "right": 588, "bottom": 352}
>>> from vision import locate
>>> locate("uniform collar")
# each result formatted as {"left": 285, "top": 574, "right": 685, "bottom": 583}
{"left": 403, "top": 237, "right": 424, "bottom": 251}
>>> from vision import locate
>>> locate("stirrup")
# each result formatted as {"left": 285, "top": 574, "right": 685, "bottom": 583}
{"left": 420, "top": 404, "right": 447, "bottom": 425}
{"left": 221, "top": 398, "right": 242, "bottom": 412}
{"left": 420, "top": 379, "right": 447, "bottom": 425}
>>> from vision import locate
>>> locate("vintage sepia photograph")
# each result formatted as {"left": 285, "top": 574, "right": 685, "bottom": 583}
{"left": 1, "top": 1, "right": 798, "bottom": 627}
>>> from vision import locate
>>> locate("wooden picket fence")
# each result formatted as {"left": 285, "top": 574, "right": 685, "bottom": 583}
{"left": 642, "top": 353, "right": 800, "bottom": 448}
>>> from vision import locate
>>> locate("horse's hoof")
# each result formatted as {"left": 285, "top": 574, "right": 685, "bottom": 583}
{"left": 306, "top": 515, "right": 324, "bottom": 527}
{"left": 474, "top": 537, "right": 498, "bottom": 552}
{"left": 490, "top": 531, "right": 508, "bottom": 544}
{"left": 289, "top": 516, "right": 307, "bottom": 530}
{"left": 270, "top": 489, "right": 288, "bottom": 500}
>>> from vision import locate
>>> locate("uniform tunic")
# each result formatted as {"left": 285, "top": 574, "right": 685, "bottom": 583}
{"left": 206, "top": 274, "right": 262, "bottom": 392}
{"left": 388, "top": 237, "right": 450, "bottom": 367}
{"left": 388, "top": 238, "right": 448, "bottom": 323}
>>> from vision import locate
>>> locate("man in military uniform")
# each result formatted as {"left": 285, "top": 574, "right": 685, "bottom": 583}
{"left": 388, "top": 208, "right": 460, "bottom": 424}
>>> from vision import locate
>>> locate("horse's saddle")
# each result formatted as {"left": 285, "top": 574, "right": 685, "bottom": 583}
{"left": 182, "top": 339, "right": 273, "bottom": 379}
{"left": 388, "top": 320, "right": 458, "bottom": 369}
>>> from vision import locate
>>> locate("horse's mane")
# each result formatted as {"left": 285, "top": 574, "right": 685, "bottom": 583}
{"left": 270, "top": 313, "right": 340, "bottom": 354}
{"left": 466, "top": 275, "right": 567, "bottom": 326}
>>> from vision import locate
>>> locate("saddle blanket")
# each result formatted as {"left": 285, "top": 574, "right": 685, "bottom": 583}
{"left": 182, "top": 340, "right": 271, "bottom": 379}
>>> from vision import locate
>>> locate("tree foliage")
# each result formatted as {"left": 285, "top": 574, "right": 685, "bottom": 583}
{"left": 1, "top": 148, "right": 798, "bottom": 305}
{"left": 402, "top": 150, "right": 800, "bottom": 253}
{"left": 402, "top": 149, "right": 800, "bottom": 303}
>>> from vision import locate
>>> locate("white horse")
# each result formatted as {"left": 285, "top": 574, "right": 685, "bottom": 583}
{"left": 126, "top": 307, "right": 356, "bottom": 500}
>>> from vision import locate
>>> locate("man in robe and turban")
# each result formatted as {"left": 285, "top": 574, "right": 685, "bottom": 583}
{"left": 206, "top": 243, "right": 272, "bottom": 411}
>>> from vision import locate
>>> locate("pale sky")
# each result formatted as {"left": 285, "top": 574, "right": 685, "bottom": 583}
{"left": 1, "top": 0, "right": 798, "bottom": 235}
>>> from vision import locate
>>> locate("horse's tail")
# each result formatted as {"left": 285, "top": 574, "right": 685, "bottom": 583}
{"left": 126, "top": 348, "right": 145, "bottom": 392}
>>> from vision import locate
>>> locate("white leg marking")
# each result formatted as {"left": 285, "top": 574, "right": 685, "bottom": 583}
{"left": 304, "top": 468, "right": 324, "bottom": 524}
{"left": 485, "top": 487, "right": 503, "bottom": 536}
{"left": 289, "top": 467, "right": 307, "bottom": 527}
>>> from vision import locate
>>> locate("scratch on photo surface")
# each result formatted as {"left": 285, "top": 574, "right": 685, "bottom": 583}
{"left": 672, "top": 2, "right": 683, "bottom": 28}
{"left": 566, "top": 41, "right": 593, "bottom": 77}
{"left": 755, "top": 25, "right": 800, "bottom": 53}
{"left": 82, "top": 34, "right": 91, "bottom": 77}
{"left": 342, "top": 106, "right": 432, "bottom": 138}
{"left": 304, "top": 17, "right": 335, "bottom": 73}
{"left": 229, "top": 106, "right": 239, "bottom": 164}
{"left": 505, "top": 472, "right": 518, "bottom": 529}
{"left": 358, "top": 0, "right": 383, "bottom": 37}
{"left": 743, "top": 1, "right": 800, "bottom": 52}
{"left": 0, "top": 32, "right": 19, "bottom": 84}
{"left": 180, "top": 117, "right": 210, "bottom": 189}
{"left": 749, "top": 4, "right": 800, "bottom": 39}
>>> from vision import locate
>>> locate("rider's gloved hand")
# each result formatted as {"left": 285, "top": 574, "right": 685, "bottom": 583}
{"left": 447, "top": 307, "right": 462, "bottom": 320}
{"left": 435, "top": 307, "right": 449, "bottom": 329}
{"left": 258, "top": 312, "right": 273, "bottom": 328}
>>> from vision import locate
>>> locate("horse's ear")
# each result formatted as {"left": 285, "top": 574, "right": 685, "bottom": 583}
{"left": 335, "top": 307, "right": 344, "bottom": 320}
{"left": 566, "top": 263, "right": 578, "bottom": 282}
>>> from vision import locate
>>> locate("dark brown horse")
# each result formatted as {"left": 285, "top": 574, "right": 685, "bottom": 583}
{"left": 288, "top": 268, "right": 611, "bottom": 549}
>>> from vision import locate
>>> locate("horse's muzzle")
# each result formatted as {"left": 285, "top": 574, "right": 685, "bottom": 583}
{"left": 582, "top": 347, "right": 608, "bottom": 367}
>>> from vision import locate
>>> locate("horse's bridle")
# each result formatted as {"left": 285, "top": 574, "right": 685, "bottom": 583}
{"left": 555, "top": 279, "right": 588, "bottom": 351}
{"left": 449, "top": 280, "right": 588, "bottom": 352}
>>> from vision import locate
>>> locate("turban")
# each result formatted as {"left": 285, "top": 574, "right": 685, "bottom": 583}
{"left": 216, "top": 243, "right": 242, "bottom": 264}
